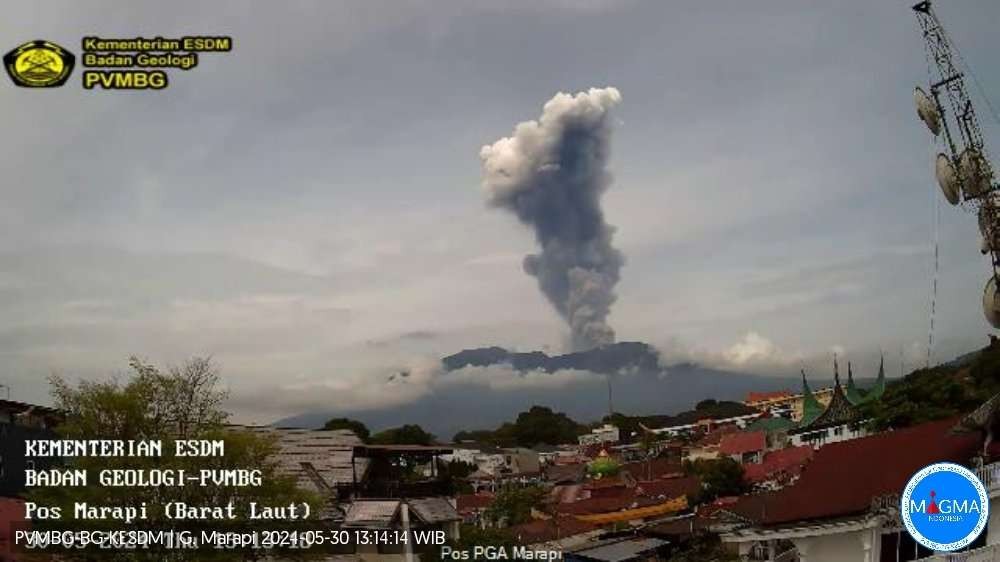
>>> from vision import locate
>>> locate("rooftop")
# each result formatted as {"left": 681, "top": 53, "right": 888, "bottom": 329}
{"left": 725, "top": 417, "right": 980, "bottom": 526}
{"left": 508, "top": 516, "right": 598, "bottom": 545}
{"left": 569, "top": 536, "right": 669, "bottom": 562}
{"left": 719, "top": 431, "right": 766, "bottom": 456}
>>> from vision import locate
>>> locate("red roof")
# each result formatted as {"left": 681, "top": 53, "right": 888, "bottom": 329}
{"left": 743, "top": 445, "right": 813, "bottom": 484}
{"left": 456, "top": 493, "right": 494, "bottom": 513}
{"left": 694, "top": 425, "right": 739, "bottom": 448}
{"left": 508, "top": 516, "right": 598, "bottom": 544}
{"left": 620, "top": 458, "right": 683, "bottom": 481}
{"left": 635, "top": 476, "right": 702, "bottom": 500}
{"left": 719, "top": 431, "right": 766, "bottom": 456}
{"left": 727, "top": 418, "right": 980, "bottom": 526}
{"left": 746, "top": 391, "right": 792, "bottom": 403}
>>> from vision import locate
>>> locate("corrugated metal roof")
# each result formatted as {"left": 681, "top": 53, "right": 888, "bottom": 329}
{"left": 230, "top": 425, "right": 367, "bottom": 493}
{"left": 343, "top": 500, "right": 400, "bottom": 527}
{"left": 408, "top": 498, "right": 460, "bottom": 524}
{"left": 571, "top": 537, "right": 668, "bottom": 562}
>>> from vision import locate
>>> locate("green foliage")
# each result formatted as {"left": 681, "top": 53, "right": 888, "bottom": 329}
{"left": 29, "top": 357, "right": 321, "bottom": 562}
{"left": 587, "top": 454, "right": 621, "bottom": 478}
{"left": 695, "top": 399, "right": 719, "bottom": 410}
{"left": 683, "top": 457, "right": 746, "bottom": 503}
{"left": 601, "top": 412, "right": 641, "bottom": 441}
{"left": 485, "top": 485, "right": 547, "bottom": 526}
{"left": 453, "top": 429, "right": 497, "bottom": 443}
{"left": 437, "top": 459, "right": 476, "bottom": 494}
{"left": 452, "top": 406, "right": 586, "bottom": 448}
{"left": 860, "top": 345, "right": 1000, "bottom": 430}
{"left": 370, "top": 424, "right": 436, "bottom": 445}
{"left": 321, "top": 417, "right": 370, "bottom": 442}
{"left": 511, "top": 406, "right": 586, "bottom": 447}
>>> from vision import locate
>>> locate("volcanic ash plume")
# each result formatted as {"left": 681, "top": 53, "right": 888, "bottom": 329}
{"left": 479, "top": 87, "right": 624, "bottom": 352}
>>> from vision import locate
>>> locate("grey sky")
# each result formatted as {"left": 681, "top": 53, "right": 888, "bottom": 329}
{"left": 2, "top": 1, "right": 999, "bottom": 423}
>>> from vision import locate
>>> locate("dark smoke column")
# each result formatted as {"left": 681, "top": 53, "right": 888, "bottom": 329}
{"left": 480, "top": 87, "right": 624, "bottom": 352}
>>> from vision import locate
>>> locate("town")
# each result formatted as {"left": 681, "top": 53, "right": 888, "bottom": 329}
{"left": 4, "top": 339, "right": 1000, "bottom": 562}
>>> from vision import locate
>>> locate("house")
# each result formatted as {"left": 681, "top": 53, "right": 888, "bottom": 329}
{"left": 719, "top": 431, "right": 767, "bottom": 465}
{"left": 455, "top": 492, "right": 494, "bottom": 525}
{"left": 579, "top": 424, "right": 621, "bottom": 447}
{"left": 0, "top": 399, "right": 63, "bottom": 498}
{"left": 508, "top": 516, "right": 603, "bottom": 551}
{"left": 719, "top": 417, "right": 991, "bottom": 562}
{"left": 564, "top": 536, "right": 670, "bottom": 562}
{"left": 343, "top": 498, "right": 461, "bottom": 561}
{"left": 0, "top": 497, "right": 25, "bottom": 562}
{"left": 684, "top": 425, "right": 739, "bottom": 461}
{"left": 787, "top": 358, "right": 886, "bottom": 449}
{"left": 742, "top": 445, "right": 813, "bottom": 491}
{"left": 233, "top": 425, "right": 368, "bottom": 501}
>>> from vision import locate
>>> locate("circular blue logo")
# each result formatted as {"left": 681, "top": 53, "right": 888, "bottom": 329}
{"left": 901, "top": 463, "right": 989, "bottom": 552}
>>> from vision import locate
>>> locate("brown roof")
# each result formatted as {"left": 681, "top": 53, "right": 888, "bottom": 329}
{"left": 456, "top": 493, "right": 494, "bottom": 512}
{"left": 635, "top": 476, "right": 702, "bottom": 500}
{"left": 620, "top": 458, "right": 683, "bottom": 480}
{"left": 719, "top": 431, "right": 766, "bottom": 456}
{"left": 726, "top": 418, "right": 980, "bottom": 526}
{"left": 546, "top": 463, "right": 587, "bottom": 483}
{"left": 508, "top": 516, "right": 598, "bottom": 545}
{"left": 743, "top": 445, "right": 813, "bottom": 484}
{"left": 746, "top": 391, "right": 792, "bottom": 403}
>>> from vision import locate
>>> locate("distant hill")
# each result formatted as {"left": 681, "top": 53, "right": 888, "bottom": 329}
{"left": 274, "top": 342, "right": 805, "bottom": 437}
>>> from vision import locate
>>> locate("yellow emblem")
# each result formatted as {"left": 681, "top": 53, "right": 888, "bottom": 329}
{"left": 4, "top": 40, "right": 75, "bottom": 87}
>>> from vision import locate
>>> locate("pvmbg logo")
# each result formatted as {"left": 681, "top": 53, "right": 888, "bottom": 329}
{"left": 901, "top": 463, "right": 989, "bottom": 552}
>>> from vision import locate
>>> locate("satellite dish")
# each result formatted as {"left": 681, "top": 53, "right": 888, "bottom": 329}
{"left": 984, "top": 276, "right": 1000, "bottom": 329}
{"left": 915, "top": 87, "right": 942, "bottom": 136}
{"left": 935, "top": 153, "right": 961, "bottom": 205}
{"left": 959, "top": 148, "right": 992, "bottom": 197}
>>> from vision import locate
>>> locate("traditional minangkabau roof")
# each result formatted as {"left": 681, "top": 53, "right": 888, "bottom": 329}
{"left": 799, "top": 370, "right": 825, "bottom": 426}
{"left": 845, "top": 361, "right": 865, "bottom": 405}
{"left": 795, "top": 357, "right": 862, "bottom": 431}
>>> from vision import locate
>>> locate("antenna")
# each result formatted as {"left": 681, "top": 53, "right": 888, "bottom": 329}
{"left": 912, "top": 1, "right": 1000, "bottom": 328}
{"left": 606, "top": 374, "right": 614, "bottom": 419}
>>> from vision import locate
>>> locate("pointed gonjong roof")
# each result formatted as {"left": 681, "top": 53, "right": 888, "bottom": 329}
{"left": 796, "top": 356, "right": 869, "bottom": 431}
{"left": 845, "top": 362, "right": 865, "bottom": 405}
{"left": 799, "top": 370, "right": 826, "bottom": 427}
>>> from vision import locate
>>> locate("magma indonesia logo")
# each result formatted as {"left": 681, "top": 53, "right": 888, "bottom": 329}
{"left": 3, "top": 40, "right": 74, "bottom": 87}
{"left": 901, "top": 463, "right": 990, "bottom": 552}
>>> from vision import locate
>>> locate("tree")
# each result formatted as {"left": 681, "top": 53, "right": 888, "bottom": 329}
{"left": 695, "top": 399, "right": 719, "bottom": 410}
{"left": 452, "top": 429, "right": 496, "bottom": 443}
{"left": 28, "top": 357, "right": 320, "bottom": 562}
{"left": 322, "top": 417, "right": 370, "bottom": 442}
{"left": 511, "top": 406, "right": 585, "bottom": 447}
{"left": 485, "top": 485, "right": 547, "bottom": 527}
{"left": 684, "top": 457, "right": 746, "bottom": 503}
{"left": 370, "top": 424, "right": 435, "bottom": 445}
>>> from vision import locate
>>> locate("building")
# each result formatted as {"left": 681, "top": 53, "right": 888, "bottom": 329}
{"left": 579, "top": 424, "right": 621, "bottom": 447}
{"left": 787, "top": 357, "right": 886, "bottom": 449}
{"left": 508, "top": 516, "right": 602, "bottom": 551}
{"left": 742, "top": 445, "right": 814, "bottom": 491}
{"left": 564, "top": 536, "right": 670, "bottom": 562}
{"left": 0, "top": 399, "right": 63, "bottom": 498}
{"left": 719, "top": 431, "right": 767, "bottom": 465}
{"left": 719, "top": 417, "right": 991, "bottom": 562}
{"left": 342, "top": 498, "right": 461, "bottom": 561}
